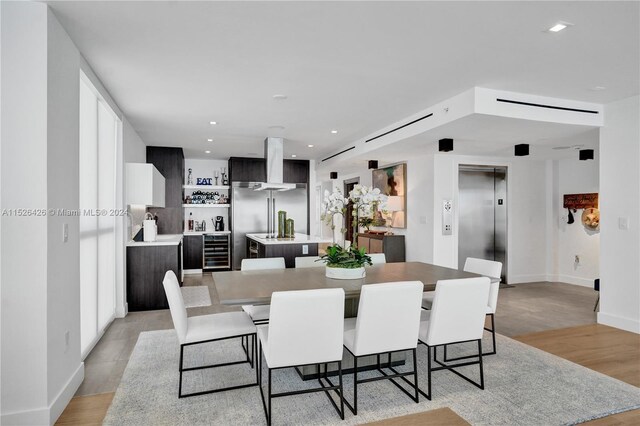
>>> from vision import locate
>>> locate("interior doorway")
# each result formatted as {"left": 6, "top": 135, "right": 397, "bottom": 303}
{"left": 458, "top": 165, "right": 508, "bottom": 283}
{"left": 344, "top": 178, "right": 360, "bottom": 245}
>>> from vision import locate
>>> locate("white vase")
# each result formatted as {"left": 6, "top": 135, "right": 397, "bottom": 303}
{"left": 325, "top": 266, "right": 366, "bottom": 280}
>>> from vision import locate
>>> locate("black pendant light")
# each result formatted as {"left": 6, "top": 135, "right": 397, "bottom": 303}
{"left": 330, "top": 172, "right": 338, "bottom": 179}
{"left": 368, "top": 160, "right": 379, "bottom": 169}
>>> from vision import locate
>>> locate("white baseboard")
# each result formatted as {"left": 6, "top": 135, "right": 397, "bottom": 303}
{"left": 1, "top": 363, "right": 84, "bottom": 426}
{"left": 183, "top": 269, "right": 203, "bottom": 275}
{"left": 507, "top": 274, "right": 549, "bottom": 284}
{"left": 49, "top": 362, "right": 84, "bottom": 424}
{"left": 598, "top": 312, "right": 640, "bottom": 334}
{"left": 1, "top": 406, "right": 49, "bottom": 425}
{"left": 547, "top": 274, "right": 595, "bottom": 288}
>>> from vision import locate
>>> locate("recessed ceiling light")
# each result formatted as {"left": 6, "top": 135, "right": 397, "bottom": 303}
{"left": 591, "top": 86, "right": 606, "bottom": 91}
{"left": 272, "top": 94, "right": 288, "bottom": 100}
{"left": 209, "top": 121, "right": 217, "bottom": 125}
{"left": 207, "top": 138, "right": 213, "bottom": 142}
{"left": 308, "top": 144, "right": 314, "bottom": 148}
{"left": 268, "top": 125, "right": 285, "bottom": 130}
{"left": 331, "top": 130, "right": 338, "bottom": 134}
{"left": 547, "top": 21, "right": 573, "bottom": 32}
{"left": 291, "top": 154, "right": 297, "bottom": 158}
{"left": 205, "top": 150, "right": 211, "bottom": 154}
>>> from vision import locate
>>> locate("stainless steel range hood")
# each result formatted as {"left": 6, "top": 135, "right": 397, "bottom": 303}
{"left": 254, "top": 137, "right": 296, "bottom": 191}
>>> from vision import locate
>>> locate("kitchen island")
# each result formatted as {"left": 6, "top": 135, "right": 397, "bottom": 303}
{"left": 245, "top": 233, "right": 331, "bottom": 268}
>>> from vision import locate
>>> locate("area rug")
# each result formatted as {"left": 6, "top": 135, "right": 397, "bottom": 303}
{"left": 180, "top": 286, "right": 212, "bottom": 308}
{"left": 104, "top": 330, "right": 640, "bottom": 425}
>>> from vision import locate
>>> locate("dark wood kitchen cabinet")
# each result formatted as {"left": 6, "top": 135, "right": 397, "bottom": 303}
{"left": 229, "top": 157, "right": 309, "bottom": 184}
{"left": 283, "top": 159, "right": 309, "bottom": 184}
{"left": 147, "top": 147, "right": 184, "bottom": 234}
{"left": 126, "top": 242, "right": 182, "bottom": 311}
{"left": 229, "top": 157, "right": 266, "bottom": 183}
{"left": 183, "top": 235, "right": 203, "bottom": 270}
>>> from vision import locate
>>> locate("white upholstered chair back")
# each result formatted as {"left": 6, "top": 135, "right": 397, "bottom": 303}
{"left": 425, "top": 277, "right": 490, "bottom": 346}
{"left": 162, "top": 270, "right": 188, "bottom": 344}
{"left": 463, "top": 257, "right": 502, "bottom": 313}
{"left": 368, "top": 253, "right": 387, "bottom": 265}
{"left": 294, "top": 256, "right": 322, "bottom": 268}
{"left": 265, "top": 288, "right": 345, "bottom": 368}
{"left": 241, "top": 257, "right": 286, "bottom": 271}
{"left": 353, "top": 281, "right": 423, "bottom": 355}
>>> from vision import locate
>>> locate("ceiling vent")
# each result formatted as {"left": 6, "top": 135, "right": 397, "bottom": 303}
{"left": 496, "top": 98, "right": 599, "bottom": 115}
{"left": 321, "top": 146, "right": 355, "bottom": 162}
{"left": 365, "top": 113, "right": 434, "bottom": 144}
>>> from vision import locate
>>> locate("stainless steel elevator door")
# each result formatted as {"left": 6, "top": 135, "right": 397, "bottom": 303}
{"left": 458, "top": 167, "right": 507, "bottom": 283}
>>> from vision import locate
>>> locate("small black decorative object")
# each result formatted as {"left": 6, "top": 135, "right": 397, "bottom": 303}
{"left": 515, "top": 144, "right": 529, "bottom": 156}
{"left": 368, "top": 160, "right": 379, "bottom": 169}
{"left": 567, "top": 208, "right": 575, "bottom": 224}
{"left": 439, "top": 138, "right": 453, "bottom": 152}
{"left": 330, "top": 172, "right": 338, "bottom": 179}
{"left": 579, "top": 149, "right": 594, "bottom": 161}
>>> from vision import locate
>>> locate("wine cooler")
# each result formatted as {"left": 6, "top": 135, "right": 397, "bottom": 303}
{"left": 203, "top": 234, "right": 230, "bottom": 270}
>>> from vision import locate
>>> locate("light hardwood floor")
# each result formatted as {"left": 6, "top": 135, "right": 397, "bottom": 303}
{"left": 57, "top": 278, "right": 640, "bottom": 425}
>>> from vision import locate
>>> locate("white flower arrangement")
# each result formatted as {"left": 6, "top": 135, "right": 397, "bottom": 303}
{"left": 349, "top": 184, "right": 388, "bottom": 217}
{"left": 321, "top": 187, "right": 348, "bottom": 230}
{"left": 321, "top": 184, "right": 388, "bottom": 247}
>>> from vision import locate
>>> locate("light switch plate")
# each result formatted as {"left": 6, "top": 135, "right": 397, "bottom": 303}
{"left": 63, "top": 223, "right": 69, "bottom": 243}
{"left": 302, "top": 244, "right": 309, "bottom": 255}
{"left": 442, "top": 200, "right": 453, "bottom": 235}
{"left": 619, "top": 217, "right": 629, "bottom": 230}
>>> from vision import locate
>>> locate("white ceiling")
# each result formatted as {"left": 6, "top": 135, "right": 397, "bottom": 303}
{"left": 48, "top": 1, "right": 638, "bottom": 160}
{"left": 330, "top": 114, "right": 600, "bottom": 176}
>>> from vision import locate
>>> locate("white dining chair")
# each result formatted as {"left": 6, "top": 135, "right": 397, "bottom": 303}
{"left": 368, "top": 253, "right": 387, "bottom": 265}
{"left": 240, "top": 257, "right": 285, "bottom": 325}
{"left": 418, "top": 277, "right": 490, "bottom": 399}
{"left": 240, "top": 258, "right": 286, "bottom": 361}
{"left": 294, "top": 256, "right": 322, "bottom": 268}
{"left": 162, "top": 271, "right": 258, "bottom": 398}
{"left": 342, "top": 281, "right": 423, "bottom": 415}
{"left": 422, "top": 257, "right": 502, "bottom": 357}
{"left": 257, "top": 288, "right": 345, "bottom": 425}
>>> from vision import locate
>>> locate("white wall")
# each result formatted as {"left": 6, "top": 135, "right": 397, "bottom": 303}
{"left": 548, "top": 155, "right": 600, "bottom": 286}
{"left": 1, "top": 2, "right": 150, "bottom": 423}
{"left": 598, "top": 95, "right": 640, "bottom": 333}
{"left": 1, "top": 3, "right": 50, "bottom": 423}
{"left": 45, "top": 8, "right": 84, "bottom": 422}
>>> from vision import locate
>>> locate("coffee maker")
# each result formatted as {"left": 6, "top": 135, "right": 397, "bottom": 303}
{"left": 214, "top": 216, "right": 224, "bottom": 232}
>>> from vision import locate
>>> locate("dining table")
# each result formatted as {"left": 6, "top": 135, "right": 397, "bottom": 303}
{"left": 213, "top": 261, "right": 489, "bottom": 308}
{"left": 212, "top": 261, "right": 493, "bottom": 379}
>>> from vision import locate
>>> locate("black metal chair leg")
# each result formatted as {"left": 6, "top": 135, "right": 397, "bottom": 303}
{"left": 478, "top": 339, "right": 485, "bottom": 390}
{"left": 178, "top": 345, "right": 184, "bottom": 398}
{"left": 412, "top": 348, "right": 419, "bottom": 403}
{"left": 267, "top": 368, "right": 272, "bottom": 426}
{"left": 426, "top": 345, "right": 432, "bottom": 400}
{"left": 354, "top": 356, "right": 359, "bottom": 415}
{"left": 338, "top": 361, "right": 345, "bottom": 420}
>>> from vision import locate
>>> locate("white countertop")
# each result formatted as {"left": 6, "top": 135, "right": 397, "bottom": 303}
{"left": 246, "top": 233, "right": 332, "bottom": 245}
{"left": 126, "top": 234, "right": 183, "bottom": 247}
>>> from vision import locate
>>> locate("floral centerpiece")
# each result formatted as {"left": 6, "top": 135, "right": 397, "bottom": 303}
{"left": 319, "top": 185, "right": 387, "bottom": 279}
